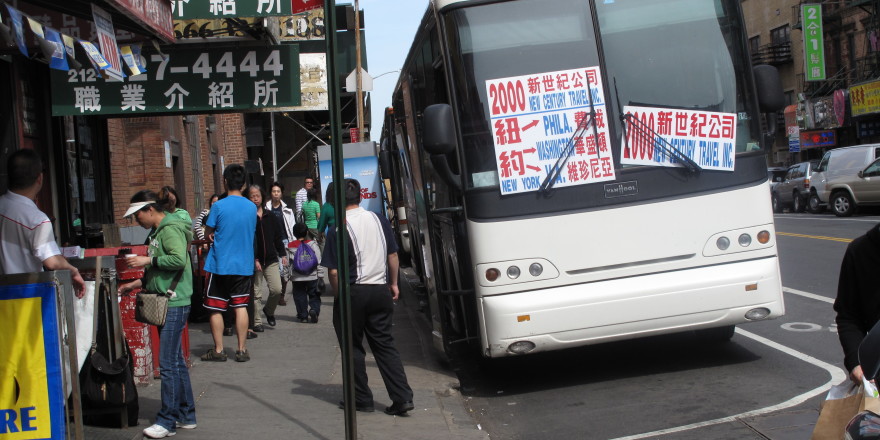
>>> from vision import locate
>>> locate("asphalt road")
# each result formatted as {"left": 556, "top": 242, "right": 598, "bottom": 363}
{"left": 453, "top": 211, "right": 880, "bottom": 439}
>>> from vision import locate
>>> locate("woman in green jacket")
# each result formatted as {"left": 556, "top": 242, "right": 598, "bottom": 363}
{"left": 118, "top": 190, "right": 196, "bottom": 439}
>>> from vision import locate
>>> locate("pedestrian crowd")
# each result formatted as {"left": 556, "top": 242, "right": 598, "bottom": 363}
{"left": 118, "top": 168, "right": 413, "bottom": 438}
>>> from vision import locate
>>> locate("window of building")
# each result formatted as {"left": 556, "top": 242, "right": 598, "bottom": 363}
{"left": 770, "top": 25, "right": 790, "bottom": 45}
{"left": 749, "top": 35, "right": 761, "bottom": 55}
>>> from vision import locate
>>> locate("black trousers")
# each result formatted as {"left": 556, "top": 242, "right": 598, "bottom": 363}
{"left": 333, "top": 283, "right": 413, "bottom": 405}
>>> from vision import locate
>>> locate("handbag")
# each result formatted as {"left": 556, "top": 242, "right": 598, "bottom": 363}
{"left": 135, "top": 264, "right": 184, "bottom": 326}
{"left": 80, "top": 281, "right": 139, "bottom": 427}
{"left": 811, "top": 379, "right": 880, "bottom": 440}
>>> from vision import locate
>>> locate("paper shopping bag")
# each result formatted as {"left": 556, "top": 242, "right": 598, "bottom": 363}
{"left": 812, "top": 380, "right": 880, "bottom": 440}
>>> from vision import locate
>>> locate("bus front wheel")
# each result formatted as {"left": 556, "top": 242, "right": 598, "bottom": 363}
{"left": 695, "top": 325, "right": 735, "bottom": 343}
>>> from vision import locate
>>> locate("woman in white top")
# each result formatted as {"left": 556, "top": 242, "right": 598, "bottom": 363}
{"left": 266, "top": 182, "right": 296, "bottom": 305}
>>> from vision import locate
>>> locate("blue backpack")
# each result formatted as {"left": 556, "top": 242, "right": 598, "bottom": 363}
{"left": 292, "top": 240, "right": 318, "bottom": 274}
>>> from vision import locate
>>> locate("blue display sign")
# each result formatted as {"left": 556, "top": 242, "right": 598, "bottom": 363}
{"left": 799, "top": 130, "right": 836, "bottom": 149}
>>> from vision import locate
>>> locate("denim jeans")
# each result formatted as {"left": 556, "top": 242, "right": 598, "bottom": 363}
{"left": 155, "top": 305, "right": 196, "bottom": 431}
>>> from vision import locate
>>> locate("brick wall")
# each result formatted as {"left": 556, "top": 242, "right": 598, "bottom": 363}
{"left": 108, "top": 114, "right": 246, "bottom": 226}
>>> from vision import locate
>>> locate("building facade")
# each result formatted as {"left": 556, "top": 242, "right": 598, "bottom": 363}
{"left": 742, "top": 0, "right": 880, "bottom": 166}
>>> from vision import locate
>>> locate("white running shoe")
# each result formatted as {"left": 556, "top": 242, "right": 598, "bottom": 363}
{"left": 175, "top": 421, "right": 197, "bottom": 429}
{"left": 143, "top": 423, "right": 176, "bottom": 438}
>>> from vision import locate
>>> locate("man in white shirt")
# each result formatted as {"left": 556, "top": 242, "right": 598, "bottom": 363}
{"left": 322, "top": 178, "right": 413, "bottom": 416}
{"left": 0, "top": 149, "right": 85, "bottom": 297}
{"left": 294, "top": 175, "right": 315, "bottom": 220}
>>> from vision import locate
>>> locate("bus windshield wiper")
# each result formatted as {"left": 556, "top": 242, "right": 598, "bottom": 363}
{"left": 620, "top": 112, "right": 702, "bottom": 175}
{"left": 539, "top": 84, "right": 602, "bottom": 195}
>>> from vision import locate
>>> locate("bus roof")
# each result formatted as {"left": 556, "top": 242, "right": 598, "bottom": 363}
{"left": 434, "top": 0, "right": 469, "bottom": 10}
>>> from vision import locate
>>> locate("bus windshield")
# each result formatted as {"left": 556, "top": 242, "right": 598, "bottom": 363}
{"left": 444, "top": 0, "right": 763, "bottom": 191}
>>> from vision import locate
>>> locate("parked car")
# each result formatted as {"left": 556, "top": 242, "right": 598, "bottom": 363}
{"left": 809, "top": 144, "right": 880, "bottom": 216}
{"left": 771, "top": 160, "right": 820, "bottom": 213}
{"left": 767, "top": 167, "right": 787, "bottom": 184}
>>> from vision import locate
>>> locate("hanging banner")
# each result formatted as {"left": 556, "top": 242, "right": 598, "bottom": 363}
{"left": 43, "top": 28, "right": 70, "bottom": 71}
{"left": 802, "top": 4, "right": 826, "bottom": 81}
{"left": 620, "top": 106, "right": 737, "bottom": 172}
{"left": 0, "top": 282, "right": 66, "bottom": 440}
{"left": 92, "top": 4, "right": 125, "bottom": 82}
{"left": 485, "top": 66, "right": 616, "bottom": 195}
{"left": 4, "top": 5, "right": 28, "bottom": 57}
{"left": 51, "top": 44, "right": 301, "bottom": 116}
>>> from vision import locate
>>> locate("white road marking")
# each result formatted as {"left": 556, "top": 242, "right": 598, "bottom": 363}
{"left": 784, "top": 286, "right": 834, "bottom": 304}
{"left": 610, "top": 289, "right": 846, "bottom": 440}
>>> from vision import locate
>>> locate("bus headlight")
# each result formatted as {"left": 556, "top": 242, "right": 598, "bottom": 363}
{"left": 476, "top": 259, "right": 558, "bottom": 287}
{"left": 704, "top": 225, "right": 775, "bottom": 256}
{"left": 507, "top": 266, "right": 521, "bottom": 279}
{"left": 529, "top": 263, "right": 543, "bottom": 276}
{"left": 745, "top": 307, "right": 770, "bottom": 320}
{"left": 507, "top": 341, "right": 536, "bottom": 355}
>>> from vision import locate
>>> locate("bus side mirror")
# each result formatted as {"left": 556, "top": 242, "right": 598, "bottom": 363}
{"left": 424, "top": 104, "right": 456, "bottom": 155}
{"left": 753, "top": 65, "right": 785, "bottom": 113}
{"left": 379, "top": 149, "right": 393, "bottom": 179}
{"left": 423, "top": 104, "right": 462, "bottom": 191}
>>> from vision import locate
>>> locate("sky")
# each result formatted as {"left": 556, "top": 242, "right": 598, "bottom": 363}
{"left": 358, "top": 0, "right": 430, "bottom": 137}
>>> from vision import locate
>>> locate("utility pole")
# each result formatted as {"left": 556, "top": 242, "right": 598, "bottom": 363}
{"left": 354, "top": 0, "right": 364, "bottom": 142}
{"left": 325, "top": 1, "right": 356, "bottom": 439}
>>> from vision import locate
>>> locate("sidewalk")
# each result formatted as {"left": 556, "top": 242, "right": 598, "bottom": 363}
{"left": 83, "top": 270, "right": 489, "bottom": 440}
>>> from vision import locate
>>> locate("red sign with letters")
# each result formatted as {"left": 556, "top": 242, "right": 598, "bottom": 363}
{"left": 292, "top": 0, "right": 323, "bottom": 14}
{"left": 106, "top": 0, "right": 175, "bottom": 43}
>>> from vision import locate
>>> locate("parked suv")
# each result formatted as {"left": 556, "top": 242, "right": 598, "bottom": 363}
{"left": 771, "top": 160, "right": 820, "bottom": 213}
{"left": 809, "top": 144, "right": 880, "bottom": 216}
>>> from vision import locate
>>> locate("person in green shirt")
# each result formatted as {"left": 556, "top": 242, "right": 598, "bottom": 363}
{"left": 316, "top": 181, "right": 336, "bottom": 241}
{"left": 118, "top": 189, "right": 196, "bottom": 439}
{"left": 302, "top": 187, "right": 321, "bottom": 240}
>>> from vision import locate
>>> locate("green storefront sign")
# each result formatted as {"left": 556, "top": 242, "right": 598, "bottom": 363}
{"left": 802, "top": 4, "right": 826, "bottom": 81}
{"left": 51, "top": 45, "right": 300, "bottom": 116}
{"left": 171, "top": 0, "right": 292, "bottom": 19}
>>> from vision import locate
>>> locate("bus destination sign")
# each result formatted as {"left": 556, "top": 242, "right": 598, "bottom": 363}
{"left": 620, "top": 106, "right": 737, "bottom": 172}
{"left": 485, "top": 66, "right": 616, "bottom": 196}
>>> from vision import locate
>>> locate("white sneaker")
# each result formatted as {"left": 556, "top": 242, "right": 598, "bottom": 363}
{"left": 143, "top": 423, "right": 176, "bottom": 438}
{"left": 175, "top": 421, "right": 197, "bottom": 429}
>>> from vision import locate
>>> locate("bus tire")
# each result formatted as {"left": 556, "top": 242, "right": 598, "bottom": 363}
{"left": 695, "top": 325, "right": 735, "bottom": 343}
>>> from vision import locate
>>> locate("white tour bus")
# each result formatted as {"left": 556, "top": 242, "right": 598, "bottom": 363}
{"left": 379, "top": 0, "right": 786, "bottom": 358}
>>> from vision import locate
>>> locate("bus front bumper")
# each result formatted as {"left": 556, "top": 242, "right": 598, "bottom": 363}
{"left": 479, "top": 257, "right": 783, "bottom": 358}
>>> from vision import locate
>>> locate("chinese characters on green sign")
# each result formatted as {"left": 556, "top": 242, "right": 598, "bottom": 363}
{"left": 51, "top": 45, "right": 301, "bottom": 116}
{"left": 171, "top": 0, "right": 292, "bottom": 20}
{"left": 802, "top": 4, "right": 826, "bottom": 81}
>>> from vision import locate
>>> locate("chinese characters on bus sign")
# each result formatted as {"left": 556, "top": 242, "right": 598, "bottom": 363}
{"left": 485, "top": 66, "right": 616, "bottom": 195}
{"left": 620, "top": 106, "right": 737, "bottom": 172}
{"left": 50, "top": 45, "right": 300, "bottom": 116}
{"left": 802, "top": 4, "right": 826, "bottom": 81}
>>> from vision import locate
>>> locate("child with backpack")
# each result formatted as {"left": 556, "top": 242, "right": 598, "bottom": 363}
{"left": 289, "top": 222, "right": 322, "bottom": 323}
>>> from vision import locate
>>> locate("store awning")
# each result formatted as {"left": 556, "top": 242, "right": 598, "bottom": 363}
{"left": 21, "top": 0, "right": 174, "bottom": 43}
